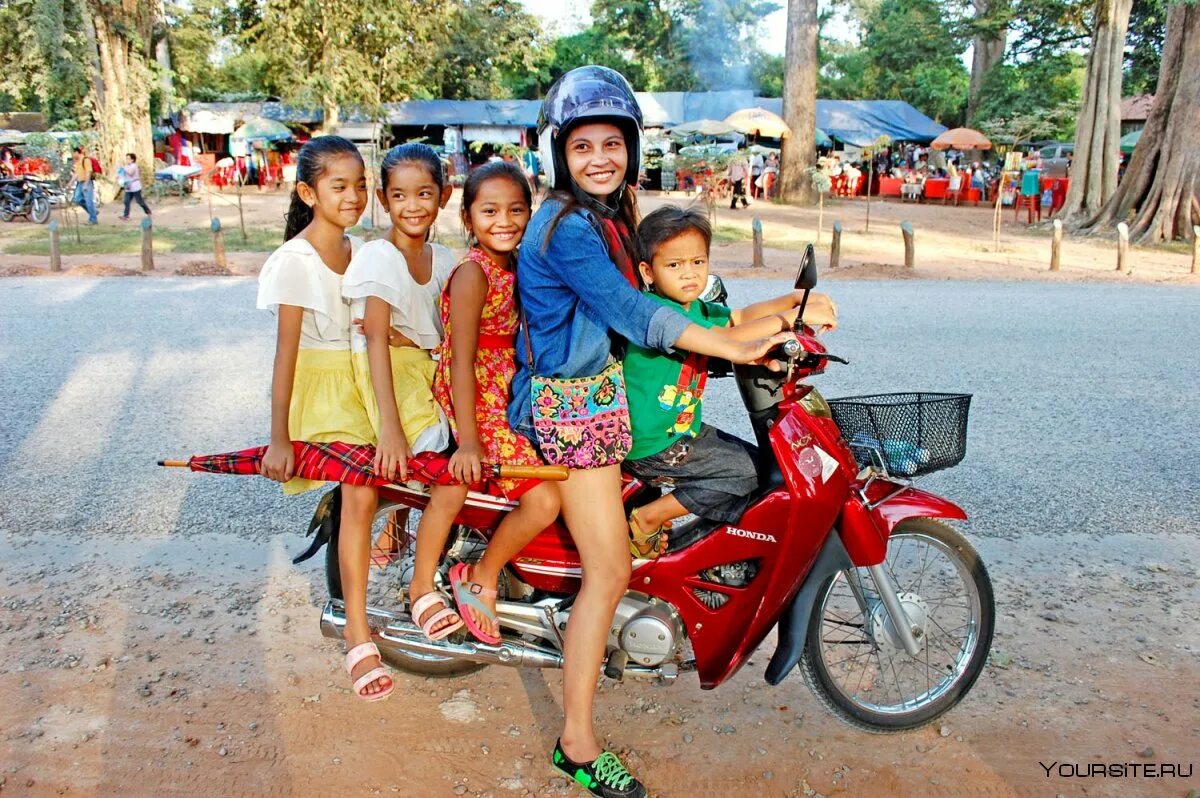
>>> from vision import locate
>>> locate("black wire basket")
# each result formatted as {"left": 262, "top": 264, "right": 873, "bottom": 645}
{"left": 826, "top": 392, "right": 972, "bottom": 477}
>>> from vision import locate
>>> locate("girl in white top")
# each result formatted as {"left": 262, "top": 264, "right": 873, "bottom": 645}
{"left": 341, "top": 143, "right": 467, "bottom": 642}
{"left": 256, "top": 136, "right": 393, "bottom": 703}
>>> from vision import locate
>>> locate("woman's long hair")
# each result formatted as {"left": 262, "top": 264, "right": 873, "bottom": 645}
{"left": 283, "top": 135, "right": 363, "bottom": 242}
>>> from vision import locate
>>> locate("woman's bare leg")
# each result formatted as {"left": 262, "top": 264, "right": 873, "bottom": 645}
{"left": 467, "top": 482, "right": 560, "bottom": 636}
{"left": 338, "top": 484, "right": 389, "bottom": 695}
{"left": 556, "top": 465, "right": 631, "bottom": 762}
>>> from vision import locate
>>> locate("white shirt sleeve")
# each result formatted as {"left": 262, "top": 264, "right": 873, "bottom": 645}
{"left": 342, "top": 240, "right": 410, "bottom": 310}
{"left": 256, "top": 242, "right": 329, "bottom": 317}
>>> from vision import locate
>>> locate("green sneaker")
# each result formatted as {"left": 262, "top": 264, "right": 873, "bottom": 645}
{"left": 551, "top": 739, "right": 647, "bottom": 798}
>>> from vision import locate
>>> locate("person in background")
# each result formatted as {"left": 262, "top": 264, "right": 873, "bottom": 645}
{"left": 763, "top": 152, "right": 779, "bottom": 199}
{"left": 118, "top": 153, "right": 151, "bottom": 221}
{"left": 842, "top": 160, "right": 863, "bottom": 196}
{"left": 0, "top": 146, "right": 16, "bottom": 176}
{"left": 71, "top": 146, "right": 98, "bottom": 225}
{"left": 749, "top": 148, "right": 764, "bottom": 198}
{"left": 727, "top": 150, "right": 750, "bottom": 209}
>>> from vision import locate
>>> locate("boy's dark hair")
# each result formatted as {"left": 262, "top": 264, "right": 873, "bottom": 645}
{"left": 460, "top": 161, "right": 533, "bottom": 246}
{"left": 379, "top": 142, "right": 444, "bottom": 194}
{"left": 126, "top": 153, "right": 137, "bottom": 162}
{"left": 283, "top": 135, "right": 363, "bottom": 241}
{"left": 636, "top": 205, "right": 712, "bottom": 266}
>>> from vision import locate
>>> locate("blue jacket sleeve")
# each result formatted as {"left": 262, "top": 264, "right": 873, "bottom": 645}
{"left": 544, "top": 212, "right": 690, "bottom": 351}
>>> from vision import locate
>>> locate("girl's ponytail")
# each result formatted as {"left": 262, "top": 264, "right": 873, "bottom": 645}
{"left": 280, "top": 135, "right": 363, "bottom": 242}
{"left": 283, "top": 190, "right": 312, "bottom": 241}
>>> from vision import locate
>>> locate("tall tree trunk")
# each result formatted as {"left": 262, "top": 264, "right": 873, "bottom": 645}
{"left": 1061, "top": 0, "right": 1133, "bottom": 224}
{"left": 1079, "top": 3, "right": 1200, "bottom": 244}
{"left": 154, "top": 0, "right": 175, "bottom": 122}
{"left": 88, "top": 1, "right": 156, "bottom": 201}
{"left": 780, "top": 0, "right": 818, "bottom": 204}
{"left": 966, "top": 0, "right": 1008, "bottom": 125}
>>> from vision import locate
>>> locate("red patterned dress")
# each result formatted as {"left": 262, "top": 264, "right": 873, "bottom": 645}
{"left": 433, "top": 248, "right": 544, "bottom": 498}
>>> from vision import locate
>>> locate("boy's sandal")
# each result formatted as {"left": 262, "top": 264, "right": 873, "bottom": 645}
{"left": 410, "top": 591, "right": 463, "bottom": 641}
{"left": 551, "top": 739, "right": 647, "bottom": 798}
{"left": 628, "top": 508, "right": 668, "bottom": 560}
{"left": 344, "top": 641, "right": 393, "bottom": 702}
{"left": 448, "top": 562, "right": 502, "bottom": 645}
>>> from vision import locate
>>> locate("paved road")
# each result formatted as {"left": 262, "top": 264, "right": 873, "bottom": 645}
{"left": 2, "top": 276, "right": 1195, "bottom": 543}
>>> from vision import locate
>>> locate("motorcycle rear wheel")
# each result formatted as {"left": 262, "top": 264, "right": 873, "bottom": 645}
{"left": 30, "top": 197, "right": 50, "bottom": 224}
{"left": 325, "top": 499, "right": 492, "bottom": 678}
{"left": 799, "top": 518, "right": 994, "bottom": 732}
{"left": 0, "top": 208, "right": 13, "bottom": 223}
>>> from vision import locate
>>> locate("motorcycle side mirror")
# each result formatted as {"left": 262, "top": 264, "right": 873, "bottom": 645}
{"left": 794, "top": 243, "right": 818, "bottom": 290}
{"left": 700, "top": 274, "right": 729, "bottom": 306}
{"left": 794, "top": 243, "right": 818, "bottom": 332}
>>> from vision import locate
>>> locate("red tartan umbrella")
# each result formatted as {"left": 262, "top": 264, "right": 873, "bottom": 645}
{"left": 158, "top": 441, "right": 566, "bottom": 486}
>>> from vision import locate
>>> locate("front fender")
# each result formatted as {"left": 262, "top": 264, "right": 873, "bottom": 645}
{"left": 764, "top": 531, "right": 853, "bottom": 686}
{"left": 840, "top": 486, "right": 968, "bottom": 566}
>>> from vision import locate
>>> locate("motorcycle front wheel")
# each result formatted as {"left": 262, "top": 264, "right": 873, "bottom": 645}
{"left": 29, "top": 196, "right": 50, "bottom": 224}
{"left": 0, "top": 207, "right": 13, "bottom": 223}
{"left": 799, "top": 518, "right": 994, "bottom": 732}
{"left": 325, "top": 499, "right": 495, "bottom": 678}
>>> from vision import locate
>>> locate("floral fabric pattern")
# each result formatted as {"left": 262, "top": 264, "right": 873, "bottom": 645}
{"left": 529, "top": 360, "right": 633, "bottom": 469}
{"left": 433, "top": 248, "right": 543, "bottom": 498}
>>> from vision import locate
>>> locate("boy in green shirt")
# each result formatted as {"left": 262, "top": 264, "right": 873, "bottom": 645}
{"left": 624, "top": 206, "right": 837, "bottom": 558}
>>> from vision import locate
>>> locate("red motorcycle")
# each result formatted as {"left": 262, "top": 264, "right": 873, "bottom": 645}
{"left": 305, "top": 248, "right": 995, "bottom": 731}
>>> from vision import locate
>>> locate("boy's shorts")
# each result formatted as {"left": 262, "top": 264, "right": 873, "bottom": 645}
{"left": 623, "top": 424, "right": 759, "bottom": 524}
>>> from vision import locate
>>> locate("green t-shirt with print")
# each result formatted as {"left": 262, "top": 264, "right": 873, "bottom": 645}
{"left": 624, "top": 293, "right": 732, "bottom": 460}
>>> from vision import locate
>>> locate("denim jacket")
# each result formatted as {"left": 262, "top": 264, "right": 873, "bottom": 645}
{"left": 507, "top": 199, "right": 691, "bottom": 434}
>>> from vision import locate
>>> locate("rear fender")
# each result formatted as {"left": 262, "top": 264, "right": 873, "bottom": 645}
{"left": 764, "top": 532, "right": 853, "bottom": 686}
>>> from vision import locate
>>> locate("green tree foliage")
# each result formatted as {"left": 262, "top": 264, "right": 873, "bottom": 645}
{"left": 426, "top": 0, "right": 544, "bottom": 100}
{"left": 1123, "top": 0, "right": 1165, "bottom": 96}
{"left": 859, "top": 0, "right": 970, "bottom": 124}
{"left": 972, "top": 53, "right": 1084, "bottom": 138}
{"left": 0, "top": 0, "right": 91, "bottom": 127}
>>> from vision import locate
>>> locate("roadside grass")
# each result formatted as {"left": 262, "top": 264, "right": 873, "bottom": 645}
{"left": 1, "top": 223, "right": 281, "bottom": 256}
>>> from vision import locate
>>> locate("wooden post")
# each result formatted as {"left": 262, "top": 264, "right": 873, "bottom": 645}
{"left": 48, "top": 219, "right": 62, "bottom": 272}
{"left": 865, "top": 159, "right": 874, "bottom": 234}
{"left": 211, "top": 217, "right": 227, "bottom": 269}
{"left": 751, "top": 217, "right": 764, "bottom": 268}
{"left": 816, "top": 192, "right": 824, "bottom": 245}
{"left": 901, "top": 220, "right": 915, "bottom": 268}
{"left": 1116, "top": 222, "right": 1129, "bottom": 273}
{"left": 236, "top": 173, "right": 248, "bottom": 243}
{"left": 1050, "top": 219, "right": 1063, "bottom": 271}
{"left": 141, "top": 217, "right": 154, "bottom": 272}
{"left": 1192, "top": 225, "right": 1199, "bottom": 275}
{"left": 830, "top": 221, "right": 842, "bottom": 270}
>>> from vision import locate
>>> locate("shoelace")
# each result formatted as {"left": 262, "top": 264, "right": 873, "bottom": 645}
{"left": 592, "top": 752, "right": 634, "bottom": 790}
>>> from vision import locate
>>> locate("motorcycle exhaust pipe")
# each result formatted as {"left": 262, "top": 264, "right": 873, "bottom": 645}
{"left": 320, "top": 601, "right": 564, "bottom": 670}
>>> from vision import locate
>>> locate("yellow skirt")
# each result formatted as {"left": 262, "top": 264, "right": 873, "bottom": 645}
{"left": 351, "top": 347, "right": 442, "bottom": 447}
{"left": 284, "top": 348, "right": 376, "bottom": 495}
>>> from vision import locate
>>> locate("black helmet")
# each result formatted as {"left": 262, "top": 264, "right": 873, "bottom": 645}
{"left": 538, "top": 65, "right": 643, "bottom": 193}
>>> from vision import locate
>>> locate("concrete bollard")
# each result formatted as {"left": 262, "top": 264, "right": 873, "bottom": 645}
{"left": 49, "top": 219, "right": 62, "bottom": 272}
{"left": 752, "top": 217, "right": 764, "bottom": 269}
{"left": 211, "top": 217, "right": 227, "bottom": 269}
{"left": 1050, "top": 219, "right": 1062, "bottom": 271}
{"left": 1116, "top": 222, "right": 1129, "bottom": 273}
{"left": 141, "top": 217, "right": 154, "bottom": 272}
{"left": 901, "top": 220, "right": 915, "bottom": 268}
{"left": 830, "top": 221, "right": 842, "bottom": 270}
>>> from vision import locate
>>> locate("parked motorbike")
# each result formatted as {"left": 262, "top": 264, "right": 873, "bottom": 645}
{"left": 302, "top": 248, "right": 994, "bottom": 732}
{"left": 0, "top": 177, "right": 52, "bottom": 224}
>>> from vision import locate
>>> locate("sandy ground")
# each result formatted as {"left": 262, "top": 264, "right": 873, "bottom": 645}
{"left": 1, "top": 187, "right": 1197, "bottom": 286}
{"left": 1, "top": 275, "right": 1196, "bottom": 798}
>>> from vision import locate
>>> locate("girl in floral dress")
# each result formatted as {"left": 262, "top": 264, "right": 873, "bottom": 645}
{"left": 433, "top": 161, "right": 560, "bottom": 644}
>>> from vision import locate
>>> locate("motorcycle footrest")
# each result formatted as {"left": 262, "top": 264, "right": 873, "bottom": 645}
{"left": 604, "top": 649, "right": 629, "bottom": 681}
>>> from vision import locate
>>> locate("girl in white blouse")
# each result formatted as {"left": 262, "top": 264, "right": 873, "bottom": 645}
{"left": 256, "top": 136, "right": 393, "bottom": 703}
{"left": 342, "top": 144, "right": 468, "bottom": 642}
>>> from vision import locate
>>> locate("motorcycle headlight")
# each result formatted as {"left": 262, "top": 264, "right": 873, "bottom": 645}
{"left": 799, "top": 386, "right": 832, "bottom": 418}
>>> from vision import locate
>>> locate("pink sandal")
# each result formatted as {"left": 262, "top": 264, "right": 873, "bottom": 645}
{"left": 410, "top": 591, "right": 464, "bottom": 641}
{"left": 345, "top": 641, "right": 393, "bottom": 702}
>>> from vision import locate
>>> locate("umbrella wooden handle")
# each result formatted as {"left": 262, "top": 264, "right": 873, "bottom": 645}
{"left": 494, "top": 464, "right": 569, "bottom": 481}
{"left": 158, "top": 460, "right": 189, "bottom": 468}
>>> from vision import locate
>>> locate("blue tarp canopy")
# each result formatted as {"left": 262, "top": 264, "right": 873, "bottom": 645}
{"left": 757, "top": 98, "right": 947, "bottom": 146}
{"left": 382, "top": 100, "right": 540, "bottom": 127}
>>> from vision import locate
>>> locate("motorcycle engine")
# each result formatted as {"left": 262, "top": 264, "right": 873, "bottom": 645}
{"left": 609, "top": 595, "right": 684, "bottom": 667}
